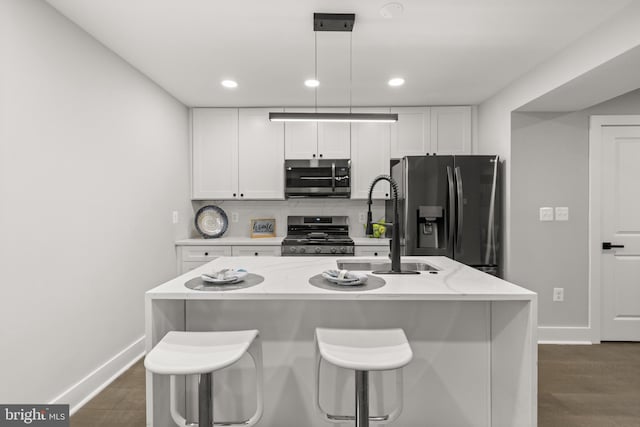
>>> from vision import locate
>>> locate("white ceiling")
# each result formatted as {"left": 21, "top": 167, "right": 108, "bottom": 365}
{"left": 45, "top": 0, "right": 633, "bottom": 108}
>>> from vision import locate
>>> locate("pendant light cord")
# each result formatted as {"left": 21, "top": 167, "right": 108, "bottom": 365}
{"left": 349, "top": 31, "right": 352, "bottom": 113}
{"left": 314, "top": 31, "right": 318, "bottom": 113}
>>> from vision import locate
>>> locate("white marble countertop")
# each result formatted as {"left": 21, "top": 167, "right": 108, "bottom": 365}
{"left": 175, "top": 237, "right": 389, "bottom": 246}
{"left": 175, "top": 237, "right": 283, "bottom": 246}
{"left": 147, "top": 256, "right": 535, "bottom": 301}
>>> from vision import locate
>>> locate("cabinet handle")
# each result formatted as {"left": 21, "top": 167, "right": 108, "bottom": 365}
{"left": 319, "top": 154, "right": 323, "bottom": 158}
{"left": 385, "top": 193, "right": 389, "bottom": 197}
{"left": 233, "top": 193, "right": 236, "bottom": 197}
{"left": 240, "top": 193, "right": 244, "bottom": 197}
{"left": 254, "top": 252, "right": 258, "bottom": 256}
{"left": 374, "top": 252, "right": 378, "bottom": 256}
{"left": 312, "top": 154, "right": 316, "bottom": 158}
{"left": 204, "top": 252, "right": 209, "bottom": 256}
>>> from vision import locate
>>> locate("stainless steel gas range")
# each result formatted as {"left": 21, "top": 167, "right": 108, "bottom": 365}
{"left": 281, "top": 216, "right": 354, "bottom": 256}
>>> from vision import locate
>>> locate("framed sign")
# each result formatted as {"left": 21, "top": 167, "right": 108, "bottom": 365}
{"left": 251, "top": 218, "right": 276, "bottom": 238}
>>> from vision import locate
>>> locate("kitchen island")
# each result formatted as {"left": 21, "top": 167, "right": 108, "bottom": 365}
{"left": 145, "top": 256, "right": 536, "bottom": 427}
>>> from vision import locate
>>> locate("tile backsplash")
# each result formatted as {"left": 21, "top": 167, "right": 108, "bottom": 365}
{"left": 190, "top": 199, "right": 387, "bottom": 238}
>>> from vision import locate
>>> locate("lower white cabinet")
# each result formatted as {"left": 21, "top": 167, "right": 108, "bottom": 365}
{"left": 177, "top": 244, "right": 281, "bottom": 274}
{"left": 231, "top": 246, "right": 282, "bottom": 257}
{"left": 354, "top": 246, "right": 390, "bottom": 257}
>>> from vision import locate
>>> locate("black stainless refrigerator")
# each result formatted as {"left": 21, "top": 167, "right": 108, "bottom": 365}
{"left": 387, "top": 155, "right": 501, "bottom": 276}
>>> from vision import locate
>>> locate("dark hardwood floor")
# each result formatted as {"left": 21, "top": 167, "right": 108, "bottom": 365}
{"left": 71, "top": 343, "right": 640, "bottom": 426}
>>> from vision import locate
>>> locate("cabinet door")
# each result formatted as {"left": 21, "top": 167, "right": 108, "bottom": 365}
{"left": 231, "top": 246, "right": 281, "bottom": 256}
{"left": 354, "top": 246, "right": 390, "bottom": 257}
{"left": 390, "top": 107, "right": 430, "bottom": 158}
{"left": 430, "top": 106, "right": 471, "bottom": 155}
{"left": 350, "top": 108, "right": 391, "bottom": 199}
{"left": 192, "top": 109, "right": 239, "bottom": 199}
{"left": 284, "top": 108, "right": 317, "bottom": 160}
{"left": 238, "top": 108, "right": 285, "bottom": 199}
{"left": 317, "top": 107, "right": 351, "bottom": 159}
{"left": 179, "top": 245, "right": 232, "bottom": 274}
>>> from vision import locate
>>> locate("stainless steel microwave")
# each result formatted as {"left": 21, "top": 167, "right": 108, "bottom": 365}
{"left": 285, "top": 159, "right": 351, "bottom": 198}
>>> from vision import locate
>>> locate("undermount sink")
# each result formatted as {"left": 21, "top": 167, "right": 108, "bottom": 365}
{"left": 336, "top": 259, "right": 439, "bottom": 272}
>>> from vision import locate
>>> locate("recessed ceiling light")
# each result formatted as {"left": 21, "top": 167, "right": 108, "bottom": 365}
{"left": 221, "top": 80, "right": 238, "bottom": 88}
{"left": 380, "top": 2, "right": 404, "bottom": 19}
{"left": 304, "top": 79, "right": 320, "bottom": 88}
{"left": 388, "top": 77, "right": 405, "bottom": 87}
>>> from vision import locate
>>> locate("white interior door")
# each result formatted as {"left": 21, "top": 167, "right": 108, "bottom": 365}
{"left": 601, "top": 125, "right": 640, "bottom": 341}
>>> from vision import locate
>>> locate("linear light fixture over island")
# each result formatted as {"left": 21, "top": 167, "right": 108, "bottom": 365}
{"left": 268, "top": 112, "right": 398, "bottom": 123}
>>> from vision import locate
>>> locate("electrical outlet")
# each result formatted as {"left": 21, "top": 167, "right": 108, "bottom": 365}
{"left": 172, "top": 211, "right": 179, "bottom": 224}
{"left": 358, "top": 212, "right": 366, "bottom": 224}
{"left": 231, "top": 212, "right": 239, "bottom": 223}
{"left": 553, "top": 287, "right": 564, "bottom": 302}
{"left": 555, "top": 207, "right": 569, "bottom": 221}
{"left": 539, "top": 207, "right": 554, "bottom": 222}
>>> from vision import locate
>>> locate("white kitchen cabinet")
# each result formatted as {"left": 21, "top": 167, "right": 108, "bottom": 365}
{"left": 350, "top": 108, "right": 391, "bottom": 199}
{"left": 231, "top": 246, "right": 281, "bottom": 257}
{"left": 192, "top": 108, "right": 285, "bottom": 200}
{"left": 238, "top": 108, "right": 285, "bottom": 199}
{"left": 390, "top": 107, "right": 431, "bottom": 158}
{"left": 354, "top": 246, "right": 390, "bottom": 257}
{"left": 192, "top": 109, "right": 239, "bottom": 199}
{"left": 177, "top": 245, "right": 232, "bottom": 274}
{"left": 284, "top": 107, "right": 350, "bottom": 160}
{"left": 430, "top": 106, "right": 471, "bottom": 155}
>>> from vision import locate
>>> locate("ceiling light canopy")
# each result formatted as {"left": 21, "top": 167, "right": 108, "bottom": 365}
{"left": 221, "top": 79, "right": 238, "bottom": 88}
{"left": 269, "top": 13, "right": 398, "bottom": 124}
{"left": 388, "top": 77, "right": 405, "bottom": 87}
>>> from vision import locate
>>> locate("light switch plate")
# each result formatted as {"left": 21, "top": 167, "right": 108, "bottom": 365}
{"left": 539, "top": 207, "right": 554, "bottom": 222}
{"left": 555, "top": 207, "right": 569, "bottom": 221}
{"left": 172, "top": 211, "right": 179, "bottom": 224}
{"left": 231, "top": 212, "right": 239, "bottom": 223}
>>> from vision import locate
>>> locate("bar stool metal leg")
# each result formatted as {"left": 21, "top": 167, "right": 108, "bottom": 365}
{"left": 198, "top": 373, "right": 213, "bottom": 427}
{"left": 355, "top": 370, "right": 369, "bottom": 427}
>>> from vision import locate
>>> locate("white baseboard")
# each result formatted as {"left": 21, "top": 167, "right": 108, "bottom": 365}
{"left": 537, "top": 326, "right": 595, "bottom": 344}
{"left": 50, "top": 336, "right": 145, "bottom": 415}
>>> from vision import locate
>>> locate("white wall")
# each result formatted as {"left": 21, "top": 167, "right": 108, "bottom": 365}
{"left": 511, "top": 89, "right": 640, "bottom": 330}
{"left": 191, "top": 199, "right": 386, "bottom": 238}
{"left": 477, "top": 2, "right": 640, "bottom": 278}
{"left": 0, "top": 0, "right": 190, "bottom": 408}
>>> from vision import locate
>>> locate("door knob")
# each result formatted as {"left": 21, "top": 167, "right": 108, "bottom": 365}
{"left": 602, "top": 242, "right": 624, "bottom": 250}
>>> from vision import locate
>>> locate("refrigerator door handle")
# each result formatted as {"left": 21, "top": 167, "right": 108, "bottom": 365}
{"left": 455, "top": 166, "right": 464, "bottom": 252}
{"left": 447, "top": 166, "right": 455, "bottom": 250}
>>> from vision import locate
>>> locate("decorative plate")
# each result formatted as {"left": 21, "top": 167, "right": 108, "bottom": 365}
{"left": 195, "top": 205, "right": 228, "bottom": 238}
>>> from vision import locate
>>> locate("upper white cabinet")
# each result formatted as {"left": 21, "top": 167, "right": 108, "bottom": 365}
{"left": 390, "top": 107, "right": 431, "bottom": 158}
{"left": 192, "top": 108, "right": 238, "bottom": 199}
{"left": 430, "top": 106, "right": 471, "bottom": 155}
{"left": 192, "top": 108, "right": 285, "bottom": 200}
{"left": 238, "top": 108, "right": 285, "bottom": 199}
{"left": 390, "top": 106, "right": 472, "bottom": 158}
{"left": 284, "top": 107, "right": 350, "bottom": 160}
{"left": 350, "top": 108, "right": 391, "bottom": 200}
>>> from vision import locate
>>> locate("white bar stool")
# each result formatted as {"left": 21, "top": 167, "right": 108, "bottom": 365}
{"left": 145, "top": 330, "right": 263, "bottom": 427}
{"left": 314, "top": 328, "right": 413, "bottom": 427}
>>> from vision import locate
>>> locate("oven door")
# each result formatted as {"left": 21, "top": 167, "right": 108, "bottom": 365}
{"left": 285, "top": 159, "right": 350, "bottom": 198}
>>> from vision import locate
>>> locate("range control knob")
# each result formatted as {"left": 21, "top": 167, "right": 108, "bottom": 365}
{"left": 340, "top": 247, "right": 346, "bottom": 253}
{"left": 290, "top": 247, "right": 297, "bottom": 253}
{"left": 330, "top": 247, "right": 337, "bottom": 254}
{"left": 315, "top": 247, "right": 322, "bottom": 254}
{"left": 299, "top": 247, "right": 306, "bottom": 254}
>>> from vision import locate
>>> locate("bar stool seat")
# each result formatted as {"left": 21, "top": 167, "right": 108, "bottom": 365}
{"left": 315, "top": 328, "right": 413, "bottom": 371}
{"left": 145, "top": 330, "right": 259, "bottom": 375}
{"left": 315, "top": 328, "right": 412, "bottom": 427}
{"left": 145, "top": 330, "right": 263, "bottom": 427}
